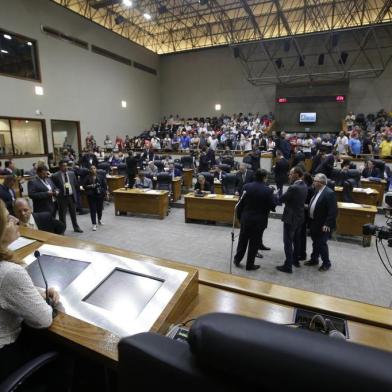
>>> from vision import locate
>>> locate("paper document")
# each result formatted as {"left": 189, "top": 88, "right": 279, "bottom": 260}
{"left": 224, "top": 195, "right": 235, "bottom": 199}
{"left": 8, "top": 237, "right": 36, "bottom": 251}
{"left": 339, "top": 202, "right": 363, "bottom": 209}
{"left": 207, "top": 194, "right": 216, "bottom": 198}
{"left": 146, "top": 190, "right": 162, "bottom": 195}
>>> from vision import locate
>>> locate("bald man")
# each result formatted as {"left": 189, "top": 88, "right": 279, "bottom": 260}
{"left": 14, "top": 198, "right": 65, "bottom": 235}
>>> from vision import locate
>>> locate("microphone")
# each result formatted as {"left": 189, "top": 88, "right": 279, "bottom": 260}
{"left": 34, "top": 251, "right": 55, "bottom": 312}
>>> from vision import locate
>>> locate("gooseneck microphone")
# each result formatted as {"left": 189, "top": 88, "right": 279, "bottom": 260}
{"left": 34, "top": 250, "right": 50, "bottom": 304}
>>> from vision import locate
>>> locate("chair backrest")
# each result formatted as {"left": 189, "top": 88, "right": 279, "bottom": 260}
{"left": 342, "top": 179, "right": 354, "bottom": 202}
{"left": 327, "top": 179, "right": 335, "bottom": 190}
{"left": 156, "top": 172, "right": 172, "bottom": 191}
{"left": 347, "top": 169, "right": 360, "bottom": 187}
{"left": 97, "top": 162, "right": 110, "bottom": 173}
{"left": 181, "top": 156, "right": 194, "bottom": 169}
{"left": 118, "top": 313, "right": 392, "bottom": 392}
{"left": 199, "top": 172, "right": 215, "bottom": 193}
{"left": 222, "top": 173, "right": 237, "bottom": 195}
{"left": 154, "top": 161, "right": 165, "bottom": 173}
{"left": 221, "top": 157, "right": 234, "bottom": 168}
{"left": 174, "top": 163, "right": 183, "bottom": 173}
{"left": 373, "top": 159, "right": 385, "bottom": 173}
{"left": 117, "top": 163, "right": 127, "bottom": 175}
{"left": 218, "top": 164, "right": 231, "bottom": 173}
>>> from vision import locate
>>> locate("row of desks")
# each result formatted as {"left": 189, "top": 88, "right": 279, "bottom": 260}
{"left": 15, "top": 228, "right": 392, "bottom": 365}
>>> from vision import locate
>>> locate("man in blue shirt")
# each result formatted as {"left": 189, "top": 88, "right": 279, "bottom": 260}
{"left": 348, "top": 134, "right": 362, "bottom": 156}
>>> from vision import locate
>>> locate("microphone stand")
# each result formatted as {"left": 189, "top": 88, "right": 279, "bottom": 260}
{"left": 229, "top": 191, "right": 246, "bottom": 274}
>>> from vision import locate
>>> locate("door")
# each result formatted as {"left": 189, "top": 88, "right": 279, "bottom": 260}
{"left": 51, "top": 120, "right": 82, "bottom": 163}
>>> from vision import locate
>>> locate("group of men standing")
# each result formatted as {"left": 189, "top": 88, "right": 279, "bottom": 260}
{"left": 233, "top": 163, "right": 337, "bottom": 274}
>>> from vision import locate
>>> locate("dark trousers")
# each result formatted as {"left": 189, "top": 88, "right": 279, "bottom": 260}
{"left": 310, "top": 230, "right": 331, "bottom": 266}
{"left": 58, "top": 195, "right": 79, "bottom": 230}
{"left": 234, "top": 221, "right": 263, "bottom": 268}
{"left": 87, "top": 195, "right": 104, "bottom": 225}
{"left": 299, "top": 220, "right": 308, "bottom": 260}
{"left": 283, "top": 222, "right": 301, "bottom": 269}
{"left": 276, "top": 181, "right": 284, "bottom": 200}
{"left": 259, "top": 228, "right": 266, "bottom": 248}
{"left": 128, "top": 175, "right": 136, "bottom": 188}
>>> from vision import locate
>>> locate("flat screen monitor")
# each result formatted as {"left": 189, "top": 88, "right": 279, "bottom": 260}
{"left": 299, "top": 112, "right": 317, "bottom": 123}
{"left": 26, "top": 255, "right": 90, "bottom": 291}
{"left": 83, "top": 269, "right": 163, "bottom": 319}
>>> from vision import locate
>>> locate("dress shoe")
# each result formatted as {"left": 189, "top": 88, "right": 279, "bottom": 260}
{"left": 293, "top": 262, "right": 301, "bottom": 268}
{"left": 256, "top": 252, "right": 263, "bottom": 258}
{"left": 319, "top": 264, "right": 331, "bottom": 272}
{"left": 304, "top": 260, "right": 318, "bottom": 266}
{"left": 234, "top": 259, "right": 241, "bottom": 267}
{"left": 276, "top": 265, "right": 292, "bottom": 274}
{"left": 299, "top": 255, "right": 307, "bottom": 261}
{"left": 259, "top": 244, "right": 271, "bottom": 251}
{"left": 74, "top": 227, "right": 83, "bottom": 233}
{"left": 246, "top": 264, "right": 260, "bottom": 271}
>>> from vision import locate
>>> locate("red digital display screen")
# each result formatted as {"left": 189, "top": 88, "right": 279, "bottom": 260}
{"left": 336, "top": 95, "right": 345, "bottom": 102}
{"left": 277, "top": 97, "right": 288, "bottom": 103}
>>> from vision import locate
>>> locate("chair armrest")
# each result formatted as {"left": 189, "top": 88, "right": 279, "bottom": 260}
{"left": 0, "top": 351, "right": 58, "bottom": 392}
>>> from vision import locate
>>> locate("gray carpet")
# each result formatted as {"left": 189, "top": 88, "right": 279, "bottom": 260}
{"left": 64, "top": 201, "right": 392, "bottom": 308}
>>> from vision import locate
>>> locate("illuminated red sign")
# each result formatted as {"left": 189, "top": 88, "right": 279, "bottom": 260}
{"left": 336, "top": 95, "right": 345, "bottom": 102}
{"left": 277, "top": 97, "right": 288, "bottom": 103}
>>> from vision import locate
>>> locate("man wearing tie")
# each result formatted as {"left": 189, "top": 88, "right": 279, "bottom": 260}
{"left": 235, "top": 163, "right": 254, "bottom": 195}
{"left": 234, "top": 169, "right": 276, "bottom": 271}
{"left": 51, "top": 160, "right": 83, "bottom": 233}
{"left": 276, "top": 167, "right": 308, "bottom": 274}
{"left": 28, "top": 165, "right": 58, "bottom": 217}
{"left": 305, "top": 173, "right": 337, "bottom": 271}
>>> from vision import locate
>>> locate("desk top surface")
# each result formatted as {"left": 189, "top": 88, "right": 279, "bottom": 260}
{"left": 113, "top": 188, "right": 169, "bottom": 196}
{"left": 185, "top": 192, "right": 239, "bottom": 201}
{"left": 361, "top": 178, "right": 387, "bottom": 184}
{"left": 14, "top": 228, "right": 392, "bottom": 361}
{"left": 335, "top": 186, "right": 379, "bottom": 195}
{"left": 337, "top": 202, "right": 378, "bottom": 212}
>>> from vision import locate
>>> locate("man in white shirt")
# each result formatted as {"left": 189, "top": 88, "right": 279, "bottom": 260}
{"left": 335, "top": 131, "right": 349, "bottom": 154}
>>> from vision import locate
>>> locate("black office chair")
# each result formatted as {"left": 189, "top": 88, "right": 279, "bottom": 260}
{"left": 221, "top": 157, "right": 235, "bottom": 169}
{"left": 373, "top": 159, "right": 386, "bottom": 174}
{"left": 97, "top": 162, "right": 110, "bottom": 173}
{"left": 327, "top": 179, "right": 335, "bottom": 191}
{"left": 199, "top": 172, "right": 215, "bottom": 193}
{"left": 342, "top": 179, "right": 355, "bottom": 202}
{"left": 117, "top": 163, "right": 127, "bottom": 175}
{"left": 118, "top": 313, "right": 392, "bottom": 392}
{"left": 156, "top": 173, "right": 172, "bottom": 191}
{"left": 347, "top": 169, "right": 361, "bottom": 187}
{"left": 0, "top": 352, "right": 59, "bottom": 392}
{"left": 242, "top": 156, "right": 252, "bottom": 168}
{"left": 174, "top": 163, "right": 183, "bottom": 174}
{"left": 218, "top": 164, "right": 231, "bottom": 173}
{"left": 181, "top": 156, "right": 194, "bottom": 169}
{"left": 222, "top": 173, "right": 237, "bottom": 195}
{"left": 154, "top": 161, "right": 165, "bottom": 173}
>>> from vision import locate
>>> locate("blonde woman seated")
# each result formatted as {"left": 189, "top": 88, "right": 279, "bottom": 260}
{"left": 0, "top": 200, "right": 59, "bottom": 379}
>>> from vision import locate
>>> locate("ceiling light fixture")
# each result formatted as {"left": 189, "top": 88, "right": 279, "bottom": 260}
{"left": 215, "top": 104, "right": 221, "bottom": 111}
{"left": 27, "top": 41, "right": 32, "bottom": 46}
{"left": 0, "top": 49, "right": 8, "bottom": 54}
{"left": 143, "top": 13, "right": 152, "bottom": 20}
{"left": 121, "top": 100, "right": 127, "bottom": 108}
{"left": 3, "top": 34, "right": 11, "bottom": 40}
{"left": 35, "top": 86, "right": 44, "bottom": 95}
{"left": 123, "top": 0, "right": 132, "bottom": 6}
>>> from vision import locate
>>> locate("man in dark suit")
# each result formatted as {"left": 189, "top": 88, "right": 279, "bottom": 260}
{"left": 141, "top": 147, "right": 155, "bottom": 162}
{"left": 51, "top": 160, "right": 83, "bottom": 233}
{"left": 277, "top": 167, "right": 308, "bottom": 274}
{"left": 0, "top": 175, "right": 16, "bottom": 214}
{"left": 235, "top": 163, "right": 254, "bottom": 195}
{"left": 305, "top": 173, "right": 337, "bottom": 271}
{"left": 362, "top": 160, "right": 382, "bottom": 179}
{"left": 126, "top": 151, "right": 138, "bottom": 188}
{"left": 80, "top": 151, "right": 98, "bottom": 168}
{"left": 28, "top": 165, "right": 58, "bottom": 216}
{"left": 14, "top": 198, "right": 65, "bottom": 235}
{"left": 273, "top": 150, "right": 289, "bottom": 200}
{"left": 234, "top": 169, "right": 277, "bottom": 271}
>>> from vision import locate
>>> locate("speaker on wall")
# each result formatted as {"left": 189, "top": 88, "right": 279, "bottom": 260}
{"left": 299, "top": 56, "right": 305, "bottom": 67}
{"left": 233, "top": 47, "right": 240, "bottom": 58}
{"left": 318, "top": 54, "right": 325, "bottom": 65}
{"left": 275, "top": 58, "right": 283, "bottom": 69}
{"left": 339, "top": 51, "right": 348, "bottom": 65}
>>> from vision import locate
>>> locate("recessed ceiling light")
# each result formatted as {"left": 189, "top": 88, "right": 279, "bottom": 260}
{"left": 3, "top": 34, "right": 11, "bottom": 40}
{"left": 215, "top": 104, "right": 221, "bottom": 111}
{"left": 25, "top": 120, "right": 29, "bottom": 124}
{"left": 121, "top": 100, "right": 127, "bottom": 108}
{"left": 27, "top": 41, "right": 32, "bottom": 46}
{"left": 35, "top": 86, "right": 44, "bottom": 95}
{"left": 123, "top": 0, "right": 132, "bottom": 6}
{"left": 1, "top": 50, "right": 8, "bottom": 54}
{"left": 143, "top": 13, "right": 152, "bottom": 20}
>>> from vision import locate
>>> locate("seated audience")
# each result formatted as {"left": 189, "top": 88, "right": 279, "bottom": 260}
{"left": 194, "top": 174, "right": 211, "bottom": 193}
{"left": 213, "top": 165, "right": 225, "bottom": 182}
{"left": 145, "top": 161, "right": 158, "bottom": 176}
{"left": 362, "top": 160, "right": 382, "bottom": 179}
{"left": 167, "top": 163, "right": 181, "bottom": 178}
{"left": 14, "top": 198, "right": 65, "bottom": 235}
{"left": 134, "top": 172, "right": 153, "bottom": 189}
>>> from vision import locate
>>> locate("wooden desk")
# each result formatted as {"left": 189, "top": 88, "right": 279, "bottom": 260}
{"left": 106, "top": 175, "right": 125, "bottom": 193}
{"left": 172, "top": 177, "right": 182, "bottom": 201}
{"left": 113, "top": 188, "right": 169, "bottom": 219}
{"left": 360, "top": 178, "right": 387, "bottom": 205}
{"left": 110, "top": 167, "right": 119, "bottom": 175}
{"left": 336, "top": 202, "right": 378, "bottom": 246}
{"left": 335, "top": 186, "right": 379, "bottom": 206}
{"left": 214, "top": 181, "right": 223, "bottom": 194}
{"left": 182, "top": 168, "right": 193, "bottom": 189}
{"left": 15, "top": 228, "right": 392, "bottom": 363}
{"left": 184, "top": 193, "right": 239, "bottom": 225}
